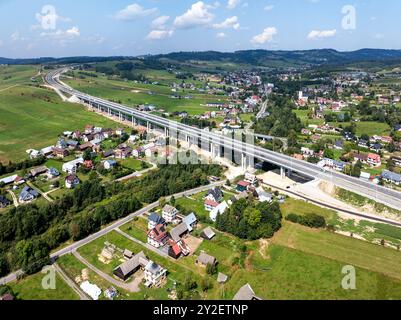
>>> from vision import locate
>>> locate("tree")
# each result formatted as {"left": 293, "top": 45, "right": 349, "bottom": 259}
{"left": 200, "top": 277, "right": 212, "bottom": 292}
{"left": 16, "top": 239, "right": 50, "bottom": 275}
{"left": 206, "top": 263, "right": 217, "bottom": 276}
{"left": 83, "top": 149, "right": 92, "bottom": 161}
{"left": 323, "top": 149, "right": 335, "bottom": 159}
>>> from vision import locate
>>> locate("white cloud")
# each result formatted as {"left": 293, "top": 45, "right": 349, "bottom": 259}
{"left": 11, "top": 31, "right": 20, "bottom": 41}
{"left": 216, "top": 32, "right": 227, "bottom": 38}
{"left": 251, "top": 27, "right": 277, "bottom": 44}
{"left": 115, "top": 3, "right": 158, "bottom": 21}
{"left": 227, "top": 0, "right": 240, "bottom": 9}
{"left": 66, "top": 26, "right": 80, "bottom": 37}
{"left": 213, "top": 16, "right": 240, "bottom": 30}
{"left": 307, "top": 29, "right": 336, "bottom": 40}
{"left": 40, "top": 26, "right": 80, "bottom": 44}
{"left": 264, "top": 4, "right": 274, "bottom": 11}
{"left": 147, "top": 29, "right": 174, "bottom": 40}
{"left": 174, "top": 1, "right": 214, "bottom": 29}
{"left": 151, "top": 16, "right": 170, "bottom": 30}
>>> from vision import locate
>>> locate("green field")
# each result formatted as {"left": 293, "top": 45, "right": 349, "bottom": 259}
{"left": 273, "top": 222, "right": 401, "bottom": 282}
{"left": 9, "top": 270, "right": 79, "bottom": 300}
{"left": 0, "top": 65, "right": 40, "bottom": 89}
{"left": 328, "top": 121, "right": 391, "bottom": 136}
{"left": 64, "top": 73, "right": 227, "bottom": 116}
{"left": 0, "top": 85, "right": 119, "bottom": 163}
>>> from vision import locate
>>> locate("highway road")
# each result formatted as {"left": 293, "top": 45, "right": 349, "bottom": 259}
{"left": 44, "top": 68, "right": 401, "bottom": 211}
{"left": 0, "top": 181, "right": 224, "bottom": 285}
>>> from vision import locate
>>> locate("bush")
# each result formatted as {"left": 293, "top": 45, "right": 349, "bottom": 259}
{"left": 286, "top": 213, "right": 326, "bottom": 229}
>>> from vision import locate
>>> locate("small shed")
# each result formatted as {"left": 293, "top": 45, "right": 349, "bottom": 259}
{"left": 200, "top": 227, "right": 216, "bottom": 240}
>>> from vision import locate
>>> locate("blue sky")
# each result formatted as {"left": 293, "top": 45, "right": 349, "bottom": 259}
{"left": 0, "top": 0, "right": 400, "bottom": 58}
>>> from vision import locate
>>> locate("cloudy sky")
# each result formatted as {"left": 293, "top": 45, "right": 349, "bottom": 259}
{"left": 0, "top": 0, "right": 399, "bottom": 58}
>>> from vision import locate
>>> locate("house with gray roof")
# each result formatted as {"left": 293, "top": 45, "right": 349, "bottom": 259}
{"left": 200, "top": 227, "right": 216, "bottom": 240}
{"left": 233, "top": 283, "right": 262, "bottom": 300}
{"left": 148, "top": 213, "right": 165, "bottom": 230}
{"left": 169, "top": 222, "right": 189, "bottom": 243}
{"left": 381, "top": 170, "right": 401, "bottom": 185}
{"left": 19, "top": 186, "right": 39, "bottom": 202}
{"left": 183, "top": 213, "right": 197, "bottom": 232}
{"left": 113, "top": 251, "right": 149, "bottom": 281}
{"left": 196, "top": 251, "right": 217, "bottom": 267}
{"left": 205, "top": 187, "right": 223, "bottom": 203}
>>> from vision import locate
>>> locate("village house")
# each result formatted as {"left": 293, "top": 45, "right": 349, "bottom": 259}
{"left": 391, "top": 156, "right": 401, "bottom": 167}
{"left": 85, "top": 125, "right": 94, "bottom": 134}
{"left": 62, "top": 158, "right": 84, "bottom": 174}
{"left": 103, "top": 160, "right": 117, "bottom": 170}
{"left": 144, "top": 260, "right": 167, "bottom": 288}
{"left": 79, "top": 142, "right": 93, "bottom": 152}
{"left": 0, "top": 195, "right": 11, "bottom": 208}
{"left": 209, "top": 201, "right": 229, "bottom": 222}
{"left": 233, "top": 284, "right": 262, "bottom": 300}
{"left": 352, "top": 152, "right": 368, "bottom": 164}
{"left": 147, "top": 224, "right": 169, "bottom": 248}
{"left": 40, "top": 146, "right": 54, "bottom": 158}
{"left": 237, "top": 180, "right": 251, "bottom": 192}
{"left": 256, "top": 187, "right": 273, "bottom": 203}
{"left": 204, "top": 199, "right": 219, "bottom": 212}
{"left": 367, "top": 153, "right": 382, "bottom": 167}
{"left": 115, "top": 147, "right": 133, "bottom": 159}
{"left": 381, "top": 170, "right": 401, "bottom": 185}
{"left": 162, "top": 205, "right": 178, "bottom": 223}
{"left": 205, "top": 187, "right": 223, "bottom": 203}
{"left": 65, "top": 175, "right": 80, "bottom": 189}
{"left": 196, "top": 251, "right": 217, "bottom": 267}
{"left": 47, "top": 167, "right": 60, "bottom": 179}
{"left": 19, "top": 186, "right": 39, "bottom": 203}
{"left": 200, "top": 227, "right": 216, "bottom": 240}
{"left": 30, "top": 166, "right": 48, "bottom": 177}
{"left": 113, "top": 251, "right": 149, "bottom": 281}
{"left": 148, "top": 213, "right": 165, "bottom": 230}
{"left": 183, "top": 213, "right": 197, "bottom": 232}
{"left": 53, "top": 147, "right": 69, "bottom": 159}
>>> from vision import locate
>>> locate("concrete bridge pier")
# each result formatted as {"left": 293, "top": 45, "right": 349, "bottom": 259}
{"left": 241, "top": 153, "right": 247, "bottom": 170}
{"left": 280, "top": 167, "right": 285, "bottom": 179}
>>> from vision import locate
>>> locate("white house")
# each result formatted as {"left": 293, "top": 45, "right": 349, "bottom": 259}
{"left": 128, "top": 135, "right": 139, "bottom": 143}
{"left": 162, "top": 205, "right": 178, "bottom": 223}
{"left": 62, "top": 158, "right": 84, "bottom": 174}
{"left": 65, "top": 175, "right": 80, "bottom": 189}
{"left": 144, "top": 261, "right": 167, "bottom": 288}
{"left": 210, "top": 201, "right": 229, "bottom": 222}
{"left": 256, "top": 187, "right": 273, "bottom": 203}
{"left": 103, "top": 160, "right": 117, "bottom": 170}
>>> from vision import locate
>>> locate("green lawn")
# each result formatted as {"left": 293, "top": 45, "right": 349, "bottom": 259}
{"left": 0, "top": 85, "right": 119, "bottom": 163}
{"left": 119, "top": 158, "right": 147, "bottom": 171}
{"left": 64, "top": 74, "right": 227, "bottom": 116}
{"left": 273, "top": 222, "right": 401, "bottom": 282}
{"left": 224, "top": 244, "right": 401, "bottom": 300}
{"left": 120, "top": 217, "right": 149, "bottom": 243}
{"left": 9, "top": 270, "right": 79, "bottom": 300}
{"left": 0, "top": 65, "right": 40, "bottom": 89}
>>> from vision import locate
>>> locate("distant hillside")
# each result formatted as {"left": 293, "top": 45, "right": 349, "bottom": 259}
{"left": 0, "top": 56, "right": 134, "bottom": 65}
{"left": 149, "top": 49, "right": 401, "bottom": 67}
{"left": 2, "top": 49, "right": 401, "bottom": 67}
